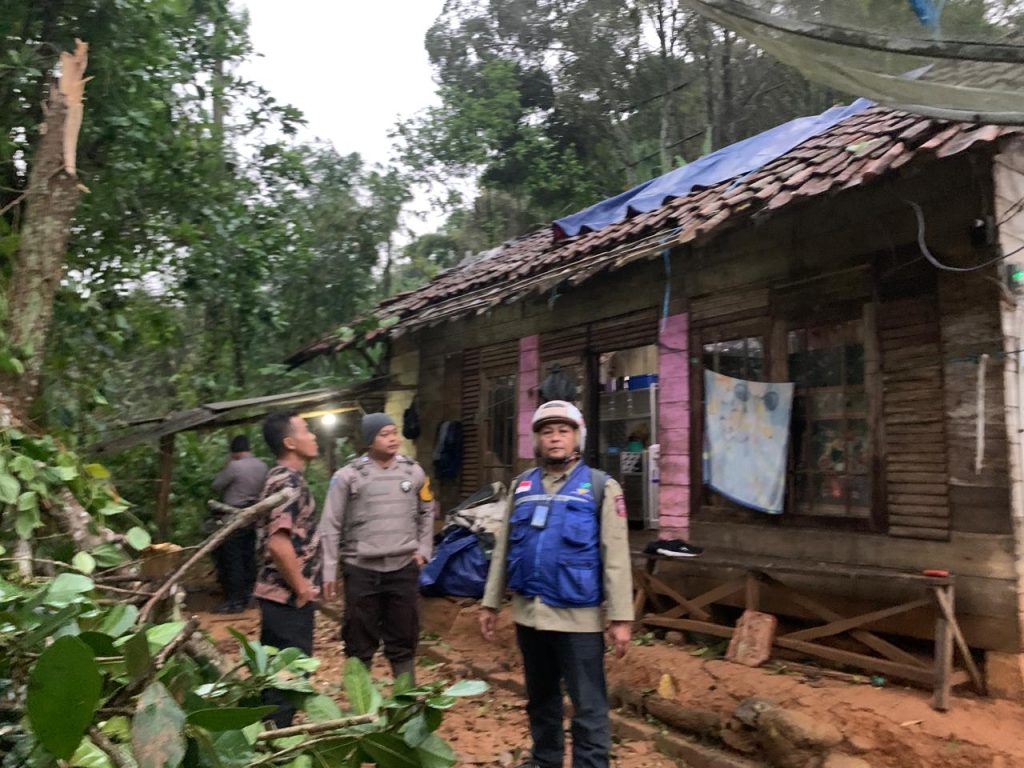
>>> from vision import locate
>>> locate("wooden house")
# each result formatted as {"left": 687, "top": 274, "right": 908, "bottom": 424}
{"left": 290, "top": 105, "right": 1024, "bottom": 700}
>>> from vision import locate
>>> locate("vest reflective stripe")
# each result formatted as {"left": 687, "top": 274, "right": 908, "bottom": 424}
{"left": 506, "top": 462, "right": 602, "bottom": 608}
{"left": 341, "top": 457, "right": 420, "bottom": 560}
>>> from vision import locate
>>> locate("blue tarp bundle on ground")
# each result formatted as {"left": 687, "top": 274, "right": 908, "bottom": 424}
{"left": 418, "top": 526, "right": 490, "bottom": 598}
{"left": 553, "top": 98, "right": 873, "bottom": 239}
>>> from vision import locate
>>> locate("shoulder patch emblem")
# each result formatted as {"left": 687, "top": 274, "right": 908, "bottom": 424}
{"left": 516, "top": 480, "right": 532, "bottom": 494}
{"left": 419, "top": 477, "right": 434, "bottom": 502}
{"left": 615, "top": 494, "right": 627, "bottom": 518}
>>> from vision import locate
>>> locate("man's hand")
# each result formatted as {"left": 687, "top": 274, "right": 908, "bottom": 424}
{"left": 413, "top": 554, "right": 427, "bottom": 568}
{"left": 322, "top": 579, "right": 339, "bottom": 602}
{"left": 294, "top": 581, "right": 318, "bottom": 609}
{"left": 605, "top": 621, "right": 631, "bottom": 659}
{"left": 478, "top": 607, "right": 498, "bottom": 641}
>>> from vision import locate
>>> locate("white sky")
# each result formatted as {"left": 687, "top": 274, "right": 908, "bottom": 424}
{"left": 241, "top": 0, "right": 449, "bottom": 233}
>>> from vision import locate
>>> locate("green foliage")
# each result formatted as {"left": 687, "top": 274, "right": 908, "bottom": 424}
{"left": 0, "top": 577, "right": 488, "bottom": 767}
{"left": 26, "top": 636, "right": 102, "bottom": 759}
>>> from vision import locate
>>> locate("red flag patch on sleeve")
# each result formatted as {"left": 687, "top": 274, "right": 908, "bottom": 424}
{"left": 615, "top": 494, "right": 627, "bottom": 518}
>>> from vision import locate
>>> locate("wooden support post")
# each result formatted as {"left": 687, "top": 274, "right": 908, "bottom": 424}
{"left": 934, "top": 585, "right": 985, "bottom": 694}
{"left": 155, "top": 433, "right": 175, "bottom": 542}
{"left": 745, "top": 572, "right": 760, "bottom": 611}
{"left": 931, "top": 585, "right": 954, "bottom": 711}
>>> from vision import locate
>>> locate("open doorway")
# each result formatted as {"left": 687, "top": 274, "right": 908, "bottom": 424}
{"left": 597, "top": 345, "right": 659, "bottom": 529}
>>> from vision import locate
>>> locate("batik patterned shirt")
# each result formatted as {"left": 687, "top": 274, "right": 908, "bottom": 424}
{"left": 253, "top": 464, "right": 321, "bottom": 606}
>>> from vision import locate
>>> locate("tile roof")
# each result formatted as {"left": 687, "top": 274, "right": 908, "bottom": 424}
{"left": 286, "top": 106, "right": 1016, "bottom": 367}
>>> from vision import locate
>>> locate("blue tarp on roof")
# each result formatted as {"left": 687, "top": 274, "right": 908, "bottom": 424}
{"left": 553, "top": 98, "right": 873, "bottom": 239}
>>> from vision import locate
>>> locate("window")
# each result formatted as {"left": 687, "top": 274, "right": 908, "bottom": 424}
{"left": 787, "top": 320, "right": 870, "bottom": 519}
{"left": 486, "top": 374, "right": 516, "bottom": 467}
{"left": 702, "top": 337, "right": 765, "bottom": 380}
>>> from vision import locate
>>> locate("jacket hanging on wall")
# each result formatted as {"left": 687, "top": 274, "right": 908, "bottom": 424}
{"left": 539, "top": 364, "right": 577, "bottom": 403}
{"left": 402, "top": 398, "right": 422, "bottom": 440}
{"left": 433, "top": 420, "right": 464, "bottom": 480}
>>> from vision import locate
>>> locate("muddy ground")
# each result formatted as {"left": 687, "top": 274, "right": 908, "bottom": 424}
{"left": 192, "top": 591, "right": 1024, "bottom": 768}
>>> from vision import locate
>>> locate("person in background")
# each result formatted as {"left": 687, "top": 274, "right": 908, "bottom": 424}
{"left": 479, "top": 400, "right": 633, "bottom": 768}
{"left": 210, "top": 435, "right": 268, "bottom": 613}
{"left": 253, "top": 411, "right": 320, "bottom": 727}
{"left": 320, "top": 413, "right": 435, "bottom": 681}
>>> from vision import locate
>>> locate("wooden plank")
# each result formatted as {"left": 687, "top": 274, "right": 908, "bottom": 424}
{"left": 761, "top": 574, "right": 928, "bottom": 668}
{"left": 934, "top": 586, "right": 985, "bottom": 694}
{"left": 888, "top": 483, "right": 950, "bottom": 495}
{"left": 883, "top": 389, "right": 944, "bottom": 404}
{"left": 889, "top": 526, "right": 950, "bottom": 541}
{"left": 889, "top": 493, "right": 948, "bottom": 506}
{"left": 643, "top": 616, "right": 735, "bottom": 639}
{"left": 890, "top": 515, "right": 950, "bottom": 530}
{"left": 931, "top": 585, "right": 954, "bottom": 711}
{"left": 781, "top": 597, "right": 933, "bottom": 643}
{"left": 888, "top": 473, "right": 950, "bottom": 483}
{"left": 774, "top": 637, "right": 934, "bottom": 686}
{"left": 644, "top": 573, "right": 712, "bottom": 621}
{"left": 888, "top": 507, "right": 950, "bottom": 520}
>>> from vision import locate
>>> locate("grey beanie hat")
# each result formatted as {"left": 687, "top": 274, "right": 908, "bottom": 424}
{"left": 361, "top": 413, "right": 396, "bottom": 445}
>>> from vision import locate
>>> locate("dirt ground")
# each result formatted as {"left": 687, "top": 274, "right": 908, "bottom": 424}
{"left": 192, "top": 591, "right": 1024, "bottom": 768}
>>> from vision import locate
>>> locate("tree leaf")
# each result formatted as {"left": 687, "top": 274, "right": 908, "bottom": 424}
{"left": 16, "top": 490, "right": 37, "bottom": 511}
{"left": 72, "top": 551, "right": 96, "bottom": 575}
{"left": 186, "top": 706, "right": 277, "bottom": 731}
{"left": 358, "top": 733, "right": 420, "bottom": 767}
{"left": 146, "top": 621, "right": 186, "bottom": 652}
{"left": 124, "top": 630, "right": 152, "bottom": 681}
{"left": 0, "top": 471, "right": 19, "bottom": 504}
{"left": 53, "top": 464, "right": 79, "bottom": 481}
{"left": 125, "top": 526, "right": 152, "bottom": 551}
{"left": 426, "top": 695, "right": 456, "bottom": 710}
{"left": 27, "top": 636, "right": 102, "bottom": 759}
{"left": 44, "top": 572, "right": 94, "bottom": 605}
{"left": 132, "top": 682, "right": 186, "bottom": 768}
{"left": 302, "top": 693, "right": 342, "bottom": 722}
{"left": 343, "top": 657, "right": 379, "bottom": 715}
{"left": 15, "top": 507, "right": 40, "bottom": 539}
{"left": 442, "top": 679, "right": 488, "bottom": 698}
{"left": 70, "top": 737, "right": 113, "bottom": 768}
{"left": 402, "top": 711, "right": 430, "bottom": 748}
{"left": 415, "top": 733, "right": 458, "bottom": 768}
{"left": 78, "top": 631, "right": 118, "bottom": 658}
{"left": 96, "top": 603, "right": 138, "bottom": 638}
{"left": 10, "top": 454, "right": 36, "bottom": 481}
{"left": 85, "top": 463, "right": 111, "bottom": 479}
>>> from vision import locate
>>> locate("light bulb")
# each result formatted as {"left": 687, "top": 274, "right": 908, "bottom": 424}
{"left": 321, "top": 413, "right": 337, "bottom": 428}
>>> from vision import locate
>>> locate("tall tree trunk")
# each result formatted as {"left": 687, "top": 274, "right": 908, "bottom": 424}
{"left": 0, "top": 40, "right": 88, "bottom": 416}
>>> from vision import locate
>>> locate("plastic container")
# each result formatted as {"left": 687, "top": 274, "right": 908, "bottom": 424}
{"left": 627, "top": 374, "right": 659, "bottom": 390}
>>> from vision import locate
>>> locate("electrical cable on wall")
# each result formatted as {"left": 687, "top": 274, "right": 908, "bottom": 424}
{"left": 906, "top": 199, "right": 1024, "bottom": 272}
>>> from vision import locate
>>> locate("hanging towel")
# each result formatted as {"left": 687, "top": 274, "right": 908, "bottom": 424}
{"left": 703, "top": 371, "right": 794, "bottom": 514}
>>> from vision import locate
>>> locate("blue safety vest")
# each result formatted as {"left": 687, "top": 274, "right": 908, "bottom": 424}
{"left": 505, "top": 462, "right": 602, "bottom": 608}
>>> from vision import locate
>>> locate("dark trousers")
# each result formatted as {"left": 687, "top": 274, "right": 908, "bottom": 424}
{"left": 213, "top": 526, "right": 256, "bottom": 604}
{"left": 342, "top": 562, "right": 419, "bottom": 673}
{"left": 516, "top": 624, "right": 611, "bottom": 768}
{"left": 258, "top": 598, "right": 316, "bottom": 728}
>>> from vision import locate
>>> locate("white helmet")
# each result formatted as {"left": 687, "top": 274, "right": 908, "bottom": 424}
{"left": 531, "top": 400, "right": 586, "bottom": 453}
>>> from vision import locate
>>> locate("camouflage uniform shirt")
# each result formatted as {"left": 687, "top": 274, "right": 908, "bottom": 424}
{"left": 253, "top": 464, "right": 321, "bottom": 606}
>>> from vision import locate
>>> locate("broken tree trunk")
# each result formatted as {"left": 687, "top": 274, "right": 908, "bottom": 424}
{"left": 0, "top": 39, "right": 89, "bottom": 414}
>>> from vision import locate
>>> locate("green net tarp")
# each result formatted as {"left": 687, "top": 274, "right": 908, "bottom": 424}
{"left": 686, "top": 0, "right": 1024, "bottom": 123}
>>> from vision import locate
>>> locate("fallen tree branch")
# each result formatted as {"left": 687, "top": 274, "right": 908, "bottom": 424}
{"left": 108, "top": 617, "right": 200, "bottom": 708}
{"left": 256, "top": 714, "right": 378, "bottom": 741}
{"left": 138, "top": 488, "right": 296, "bottom": 623}
{"left": 88, "top": 726, "right": 131, "bottom": 768}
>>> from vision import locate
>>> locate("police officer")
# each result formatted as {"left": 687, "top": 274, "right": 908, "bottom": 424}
{"left": 320, "top": 413, "right": 435, "bottom": 680}
{"left": 479, "top": 400, "right": 633, "bottom": 768}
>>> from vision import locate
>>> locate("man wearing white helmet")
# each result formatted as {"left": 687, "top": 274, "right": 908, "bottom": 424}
{"left": 479, "top": 400, "right": 633, "bottom": 768}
